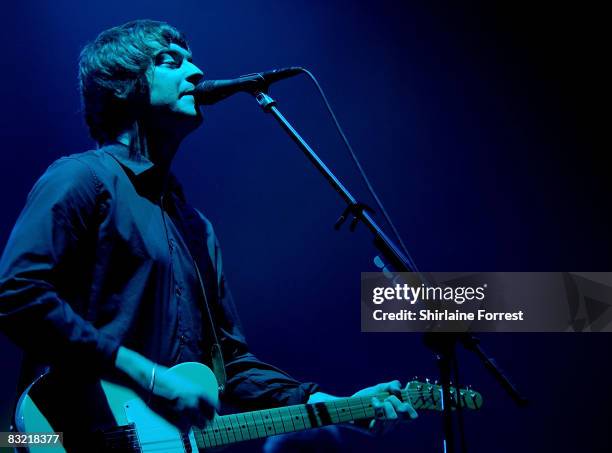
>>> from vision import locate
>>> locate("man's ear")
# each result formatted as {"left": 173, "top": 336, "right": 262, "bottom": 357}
{"left": 113, "top": 82, "right": 135, "bottom": 100}
{"left": 114, "top": 74, "right": 150, "bottom": 100}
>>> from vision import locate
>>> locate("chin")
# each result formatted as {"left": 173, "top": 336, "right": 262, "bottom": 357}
{"left": 181, "top": 104, "right": 203, "bottom": 119}
{"left": 180, "top": 110, "right": 204, "bottom": 132}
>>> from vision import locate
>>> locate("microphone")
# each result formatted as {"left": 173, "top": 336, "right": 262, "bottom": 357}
{"left": 193, "top": 67, "right": 303, "bottom": 105}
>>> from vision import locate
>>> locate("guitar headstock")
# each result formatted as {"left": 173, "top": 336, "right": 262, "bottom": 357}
{"left": 402, "top": 380, "right": 483, "bottom": 411}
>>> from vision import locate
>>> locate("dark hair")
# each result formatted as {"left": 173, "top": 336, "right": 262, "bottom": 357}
{"left": 78, "top": 20, "right": 189, "bottom": 144}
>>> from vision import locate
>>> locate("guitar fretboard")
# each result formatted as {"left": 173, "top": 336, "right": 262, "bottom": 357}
{"left": 192, "top": 393, "right": 381, "bottom": 449}
{"left": 100, "top": 381, "right": 481, "bottom": 451}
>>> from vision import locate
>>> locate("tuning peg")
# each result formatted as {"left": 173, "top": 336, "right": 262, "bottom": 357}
{"left": 425, "top": 378, "right": 430, "bottom": 384}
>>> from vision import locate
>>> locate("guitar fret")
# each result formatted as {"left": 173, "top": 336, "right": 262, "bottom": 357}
{"left": 348, "top": 396, "right": 371, "bottom": 420}
{"left": 192, "top": 427, "right": 202, "bottom": 449}
{"left": 212, "top": 417, "right": 226, "bottom": 446}
{"left": 202, "top": 424, "right": 214, "bottom": 447}
{"left": 278, "top": 407, "right": 296, "bottom": 433}
{"left": 245, "top": 411, "right": 263, "bottom": 438}
{"left": 365, "top": 396, "right": 377, "bottom": 418}
{"left": 204, "top": 426, "right": 213, "bottom": 449}
{"left": 268, "top": 409, "right": 285, "bottom": 434}
{"left": 205, "top": 425, "right": 216, "bottom": 448}
{"left": 269, "top": 408, "right": 285, "bottom": 434}
{"left": 331, "top": 398, "right": 355, "bottom": 423}
{"left": 252, "top": 411, "right": 268, "bottom": 437}
{"left": 227, "top": 414, "right": 244, "bottom": 442}
{"left": 275, "top": 407, "right": 287, "bottom": 432}
{"left": 197, "top": 426, "right": 210, "bottom": 450}
{"left": 327, "top": 401, "right": 341, "bottom": 424}
{"left": 346, "top": 400, "right": 364, "bottom": 419}
{"left": 205, "top": 419, "right": 217, "bottom": 447}
{"left": 233, "top": 415, "right": 244, "bottom": 442}
{"left": 223, "top": 415, "right": 242, "bottom": 442}
{"left": 218, "top": 416, "right": 234, "bottom": 445}
{"left": 215, "top": 416, "right": 228, "bottom": 445}
{"left": 299, "top": 404, "right": 313, "bottom": 429}
{"left": 234, "top": 412, "right": 252, "bottom": 441}
{"left": 264, "top": 409, "right": 279, "bottom": 435}
{"left": 289, "top": 405, "right": 307, "bottom": 431}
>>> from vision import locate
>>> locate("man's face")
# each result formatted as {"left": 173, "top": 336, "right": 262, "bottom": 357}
{"left": 148, "top": 43, "right": 203, "bottom": 124}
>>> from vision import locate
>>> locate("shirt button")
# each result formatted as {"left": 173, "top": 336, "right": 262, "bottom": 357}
{"left": 175, "top": 286, "right": 182, "bottom": 296}
{"left": 179, "top": 335, "right": 186, "bottom": 344}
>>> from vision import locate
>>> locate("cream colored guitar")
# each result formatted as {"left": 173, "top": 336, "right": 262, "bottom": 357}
{"left": 14, "top": 362, "right": 483, "bottom": 452}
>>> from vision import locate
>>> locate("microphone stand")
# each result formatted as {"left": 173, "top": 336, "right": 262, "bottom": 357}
{"left": 250, "top": 88, "right": 527, "bottom": 452}
{"left": 252, "top": 89, "right": 459, "bottom": 452}
{"left": 252, "top": 90, "right": 411, "bottom": 272}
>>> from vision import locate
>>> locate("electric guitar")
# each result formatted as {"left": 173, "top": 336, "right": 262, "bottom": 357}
{"left": 13, "top": 362, "right": 483, "bottom": 452}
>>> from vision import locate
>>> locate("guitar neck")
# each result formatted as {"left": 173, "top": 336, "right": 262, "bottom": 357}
{"left": 192, "top": 393, "right": 381, "bottom": 449}
{"left": 191, "top": 381, "right": 482, "bottom": 449}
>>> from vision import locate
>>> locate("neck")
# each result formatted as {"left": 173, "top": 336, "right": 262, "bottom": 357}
{"left": 143, "top": 134, "right": 181, "bottom": 175}
{"left": 116, "top": 125, "right": 183, "bottom": 177}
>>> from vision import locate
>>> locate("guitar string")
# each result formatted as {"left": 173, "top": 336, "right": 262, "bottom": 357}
{"left": 102, "top": 386, "right": 479, "bottom": 442}
{"left": 101, "top": 388, "right": 481, "bottom": 448}
{"left": 103, "top": 392, "right": 481, "bottom": 446}
{"left": 107, "top": 401, "right": 483, "bottom": 452}
{"left": 101, "top": 389, "right": 413, "bottom": 440}
{"left": 101, "top": 382, "right": 476, "bottom": 440}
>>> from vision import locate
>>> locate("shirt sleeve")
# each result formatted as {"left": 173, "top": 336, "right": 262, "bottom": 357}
{"left": 0, "top": 157, "right": 120, "bottom": 374}
{"left": 196, "top": 211, "right": 319, "bottom": 410}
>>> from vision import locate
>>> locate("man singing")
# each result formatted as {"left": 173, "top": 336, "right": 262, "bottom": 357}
{"left": 0, "top": 20, "right": 416, "bottom": 451}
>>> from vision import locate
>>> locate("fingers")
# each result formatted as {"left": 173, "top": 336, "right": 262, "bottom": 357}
{"left": 369, "top": 397, "right": 384, "bottom": 435}
{"left": 388, "top": 380, "right": 402, "bottom": 395}
{"left": 175, "top": 399, "right": 214, "bottom": 429}
{"left": 375, "top": 379, "right": 402, "bottom": 395}
{"left": 380, "top": 380, "right": 418, "bottom": 420}
{"left": 184, "top": 393, "right": 216, "bottom": 427}
{"left": 370, "top": 394, "right": 418, "bottom": 431}
{"left": 386, "top": 395, "right": 418, "bottom": 420}
{"left": 381, "top": 398, "right": 397, "bottom": 420}
{"left": 198, "top": 394, "right": 217, "bottom": 421}
{"left": 370, "top": 397, "right": 399, "bottom": 436}
{"left": 155, "top": 392, "right": 216, "bottom": 429}
{"left": 354, "top": 379, "right": 419, "bottom": 437}
{"left": 194, "top": 403, "right": 212, "bottom": 428}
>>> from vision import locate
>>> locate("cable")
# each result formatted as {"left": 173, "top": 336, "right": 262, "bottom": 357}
{"left": 299, "top": 68, "right": 422, "bottom": 275}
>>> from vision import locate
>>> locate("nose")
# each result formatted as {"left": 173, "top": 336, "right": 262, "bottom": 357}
{"left": 185, "top": 61, "right": 204, "bottom": 85}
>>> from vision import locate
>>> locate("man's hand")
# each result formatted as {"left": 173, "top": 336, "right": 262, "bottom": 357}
{"left": 351, "top": 380, "right": 418, "bottom": 435}
{"left": 149, "top": 364, "right": 218, "bottom": 429}
{"left": 114, "top": 347, "right": 218, "bottom": 429}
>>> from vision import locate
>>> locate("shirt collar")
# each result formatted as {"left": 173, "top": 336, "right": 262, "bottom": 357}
{"left": 102, "top": 142, "right": 155, "bottom": 176}
{"left": 102, "top": 142, "right": 186, "bottom": 202}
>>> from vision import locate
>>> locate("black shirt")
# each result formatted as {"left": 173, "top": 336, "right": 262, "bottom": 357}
{"left": 0, "top": 143, "right": 317, "bottom": 410}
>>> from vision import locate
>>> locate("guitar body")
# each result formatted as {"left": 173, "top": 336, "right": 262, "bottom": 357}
{"left": 14, "top": 362, "right": 219, "bottom": 453}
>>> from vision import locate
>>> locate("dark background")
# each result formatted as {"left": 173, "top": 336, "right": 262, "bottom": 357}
{"left": 1, "top": 1, "right": 609, "bottom": 452}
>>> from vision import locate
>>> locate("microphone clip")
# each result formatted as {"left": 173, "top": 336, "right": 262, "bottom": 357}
{"left": 334, "top": 202, "right": 375, "bottom": 232}
{"left": 254, "top": 91, "right": 276, "bottom": 112}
